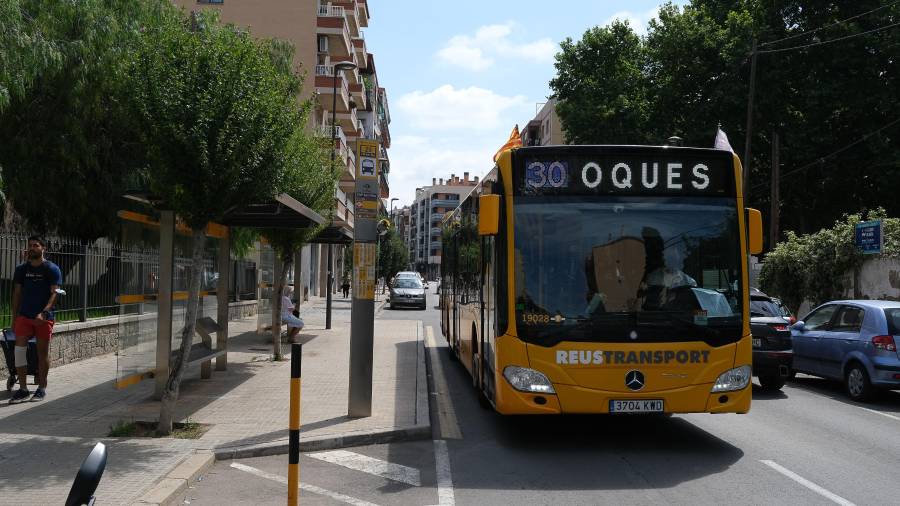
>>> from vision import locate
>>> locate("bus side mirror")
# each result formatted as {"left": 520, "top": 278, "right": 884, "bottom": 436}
{"left": 746, "top": 208, "right": 763, "bottom": 254}
{"left": 478, "top": 195, "right": 500, "bottom": 236}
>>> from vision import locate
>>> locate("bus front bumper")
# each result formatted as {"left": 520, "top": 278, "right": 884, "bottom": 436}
{"left": 495, "top": 378, "right": 751, "bottom": 415}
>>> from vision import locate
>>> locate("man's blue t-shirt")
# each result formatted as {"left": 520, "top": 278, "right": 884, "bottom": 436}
{"left": 13, "top": 261, "right": 63, "bottom": 320}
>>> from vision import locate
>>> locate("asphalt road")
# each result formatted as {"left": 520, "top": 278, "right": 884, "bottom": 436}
{"left": 182, "top": 285, "right": 900, "bottom": 505}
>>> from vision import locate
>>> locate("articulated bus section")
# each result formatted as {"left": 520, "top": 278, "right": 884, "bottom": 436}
{"left": 440, "top": 145, "right": 763, "bottom": 416}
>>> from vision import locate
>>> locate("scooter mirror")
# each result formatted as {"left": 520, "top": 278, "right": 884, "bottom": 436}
{"left": 65, "top": 442, "right": 107, "bottom": 506}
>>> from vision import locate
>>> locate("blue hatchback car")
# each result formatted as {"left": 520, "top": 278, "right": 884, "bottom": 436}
{"left": 791, "top": 300, "right": 900, "bottom": 401}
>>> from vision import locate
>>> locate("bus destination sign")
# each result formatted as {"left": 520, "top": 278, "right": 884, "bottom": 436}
{"left": 517, "top": 152, "right": 735, "bottom": 197}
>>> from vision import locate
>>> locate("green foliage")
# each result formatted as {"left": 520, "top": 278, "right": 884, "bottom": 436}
{"left": 127, "top": 9, "right": 304, "bottom": 230}
{"left": 377, "top": 227, "right": 409, "bottom": 283}
{"left": 0, "top": 0, "right": 171, "bottom": 240}
{"left": 230, "top": 228, "right": 260, "bottom": 259}
{"left": 550, "top": 1, "right": 900, "bottom": 236}
{"left": 108, "top": 419, "right": 138, "bottom": 437}
{"left": 551, "top": 21, "right": 650, "bottom": 145}
{"left": 759, "top": 208, "right": 900, "bottom": 312}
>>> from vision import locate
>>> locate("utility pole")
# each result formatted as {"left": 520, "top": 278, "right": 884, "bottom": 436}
{"left": 742, "top": 39, "right": 758, "bottom": 194}
{"left": 770, "top": 132, "right": 780, "bottom": 250}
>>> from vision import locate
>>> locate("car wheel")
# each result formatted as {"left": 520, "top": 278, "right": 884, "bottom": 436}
{"left": 389, "top": 302, "right": 395, "bottom": 310}
{"left": 845, "top": 363, "right": 876, "bottom": 402}
{"left": 758, "top": 375, "right": 785, "bottom": 391}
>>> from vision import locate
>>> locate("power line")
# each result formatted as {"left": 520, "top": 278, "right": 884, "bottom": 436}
{"left": 750, "top": 116, "right": 900, "bottom": 192}
{"left": 759, "top": 1, "right": 900, "bottom": 48}
{"left": 756, "top": 20, "right": 900, "bottom": 54}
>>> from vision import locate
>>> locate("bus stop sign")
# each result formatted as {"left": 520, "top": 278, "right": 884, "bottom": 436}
{"left": 855, "top": 220, "right": 882, "bottom": 254}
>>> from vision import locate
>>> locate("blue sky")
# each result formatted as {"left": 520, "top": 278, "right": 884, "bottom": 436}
{"left": 365, "top": 0, "right": 686, "bottom": 206}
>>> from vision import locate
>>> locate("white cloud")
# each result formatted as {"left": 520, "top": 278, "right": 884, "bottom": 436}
{"left": 437, "top": 22, "right": 556, "bottom": 71}
{"left": 395, "top": 85, "right": 528, "bottom": 131}
{"left": 604, "top": 7, "right": 661, "bottom": 35}
{"left": 388, "top": 138, "right": 494, "bottom": 207}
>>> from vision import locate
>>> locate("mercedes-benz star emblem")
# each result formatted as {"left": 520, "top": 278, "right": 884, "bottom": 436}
{"left": 625, "top": 370, "right": 645, "bottom": 391}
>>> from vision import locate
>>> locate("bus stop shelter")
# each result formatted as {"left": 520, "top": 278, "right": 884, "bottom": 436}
{"left": 118, "top": 193, "right": 347, "bottom": 399}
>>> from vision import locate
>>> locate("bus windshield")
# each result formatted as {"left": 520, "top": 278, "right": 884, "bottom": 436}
{"left": 513, "top": 196, "right": 743, "bottom": 346}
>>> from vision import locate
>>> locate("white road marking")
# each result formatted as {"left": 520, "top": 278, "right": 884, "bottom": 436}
{"left": 307, "top": 449, "right": 421, "bottom": 486}
{"left": 857, "top": 406, "right": 900, "bottom": 422}
{"left": 760, "top": 460, "right": 856, "bottom": 506}
{"left": 229, "top": 462, "right": 380, "bottom": 506}
{"left": 434, "top": 439, "right": 455, "bottom": 506}
{"left": 426, "top": 326, "right": 463, "bottom": 439}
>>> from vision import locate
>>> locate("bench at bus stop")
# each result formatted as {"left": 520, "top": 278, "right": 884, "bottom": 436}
{"left": 174, "top": 316, "right": 225, "bottom": 380}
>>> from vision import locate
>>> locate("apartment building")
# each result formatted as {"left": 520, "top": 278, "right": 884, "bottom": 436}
{"left": 407, "top": 173, "right": 478, "bottom": 280}
{"left": 173, "top": 0, "right": 391, "bottom": 298}
{"left": 521, "top": 99, "right": 566, "bottom": 146}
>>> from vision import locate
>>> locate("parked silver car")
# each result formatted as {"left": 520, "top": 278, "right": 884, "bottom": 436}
{"left": 389, "top": 277, "right": 426, "bottom": 310}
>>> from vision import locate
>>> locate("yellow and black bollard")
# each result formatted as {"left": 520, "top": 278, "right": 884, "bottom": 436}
{"left": 288, "top": 343, "right": 301, "bottom": 505}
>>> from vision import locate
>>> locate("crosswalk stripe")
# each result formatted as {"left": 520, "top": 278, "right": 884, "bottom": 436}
{"left": 307, "top": 449, "right": 422, "bottom": 486}
{"left": 230, "top": 462, "right": 380, "bottom": 506}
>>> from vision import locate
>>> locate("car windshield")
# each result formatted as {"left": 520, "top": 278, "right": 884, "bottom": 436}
{"left": 394, "top": 279, "right": 423, "bottom": 289}
{"left": 750, "top": 298, "right": 790, "bottom": 317}
{"left": 513, "top": 196, "right": 743, "bottom": 346}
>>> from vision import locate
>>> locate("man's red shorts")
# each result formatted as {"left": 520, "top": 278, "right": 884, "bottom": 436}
{"left": 13, "top": 316, "right": 54, "bottom": 341}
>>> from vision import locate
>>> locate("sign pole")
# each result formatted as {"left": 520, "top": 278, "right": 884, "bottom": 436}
{"left": 349, "top": 139, "right": 380, "bottom": 417}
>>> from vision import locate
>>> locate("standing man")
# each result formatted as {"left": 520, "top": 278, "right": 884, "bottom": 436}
{"left": 9, "top": 236, "right": 62, "bottom": 403}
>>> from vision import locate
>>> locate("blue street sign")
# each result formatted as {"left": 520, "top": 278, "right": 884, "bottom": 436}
{"left": 855, "top": 220, "right": 882, "bottom": 255}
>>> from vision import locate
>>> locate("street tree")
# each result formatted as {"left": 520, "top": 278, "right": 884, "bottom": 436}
{"left": 263, "top": 127, "right": 339, "bottom": 360}
{"left": 127, "top": 9, "right": 313, "bottom": 435}
{"left": 0, "top": 0, "right": 166, "bottom": 240}
{"left": 377, "top": 226, "right": 410, "bottom": 288}
{"left": 550, "top": 1, "right": 900, "bottom": 237}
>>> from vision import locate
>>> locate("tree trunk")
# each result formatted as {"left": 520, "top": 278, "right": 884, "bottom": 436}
{"left": 157, "top": 228, "right": 206, "bottom": 436}
{"left": 271, "top": 254, "right": 294, "bottom": 360}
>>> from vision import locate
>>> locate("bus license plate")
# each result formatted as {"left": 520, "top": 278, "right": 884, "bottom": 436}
{"left": 609, "top": 399, "right": 664, "bottom": 413}
{"left": 752, "top": 338, "right": 762, "bottom": 348}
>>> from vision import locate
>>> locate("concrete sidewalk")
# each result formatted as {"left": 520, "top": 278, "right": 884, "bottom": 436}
{"left": 0, "top": 294, "right": 429, "bottom": 506}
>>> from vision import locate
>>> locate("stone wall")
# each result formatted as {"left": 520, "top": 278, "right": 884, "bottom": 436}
{"left": 1, "top": 301, "right": 258, "bottom": 376}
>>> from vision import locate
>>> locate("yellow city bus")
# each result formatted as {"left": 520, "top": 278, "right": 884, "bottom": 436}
{"left": 440, "top": 145, "right": 763, "bottom": 414}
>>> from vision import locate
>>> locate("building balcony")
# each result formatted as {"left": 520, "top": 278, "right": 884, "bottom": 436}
{"left": 431, "top": 227, "right": 441, "bottom": 236}
{"left": 336, "top": 108, "right": 360, "bottom": 137}
{"left": 334, "top": 199, "right": 354, "bottom": 230}
{"left": 352, "top": 35, "right": 367, "bottom": 70}
{"left": 349, "top": 81, "right": 367, "bottom": 111}
{"left": 357, "top": 0, "right": 369, "bottom": 27}
{"left": 314, "top": 67, "right": 351, "bottom": 113}
{"left": 331, "top": 0, "right": 361, "bottom": 38}
{"left": 430, "top": 198, "right": 459, "bottom": 207}
{"left": 317, "top": 5, "right": 353, "bottom": 56}
{"left": 338, "top": 148, "right": 356, "bottom": 193}
{"left": 319, "top": 124, "right": 348, "bottom": 163}
{"left": 430, "top": 213, "right": 444, "bottom": 222}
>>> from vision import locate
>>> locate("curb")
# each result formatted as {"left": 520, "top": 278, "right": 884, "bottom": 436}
{"left": 132, "top": 451, "right": 214, "bottom": 506}
{"left": 213, "top": 424, "right": 431, "bottom": 460}
{"left": 214, "top": 318, "right": 432, "bottom": 461}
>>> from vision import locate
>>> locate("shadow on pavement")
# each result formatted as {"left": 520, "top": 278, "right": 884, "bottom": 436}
{"left": 751, "top": 384, "right": 788, "bottom": 400}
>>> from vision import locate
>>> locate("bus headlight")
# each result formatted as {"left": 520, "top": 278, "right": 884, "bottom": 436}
{"left": 503, "top": 366, "right": 556, "bottom": 394}
{"left": 711, "top": 365, "right": 752, "bottom": 393}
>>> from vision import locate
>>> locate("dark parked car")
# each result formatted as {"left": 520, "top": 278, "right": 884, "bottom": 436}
{"left": 389, "top": 278, "right": 426, "bottom": 310}
{"left": 791, "top": 300, "right": 900, "bottom": 401}
{"left": 750, "top": 288, "right": 794, "bottom": 391}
